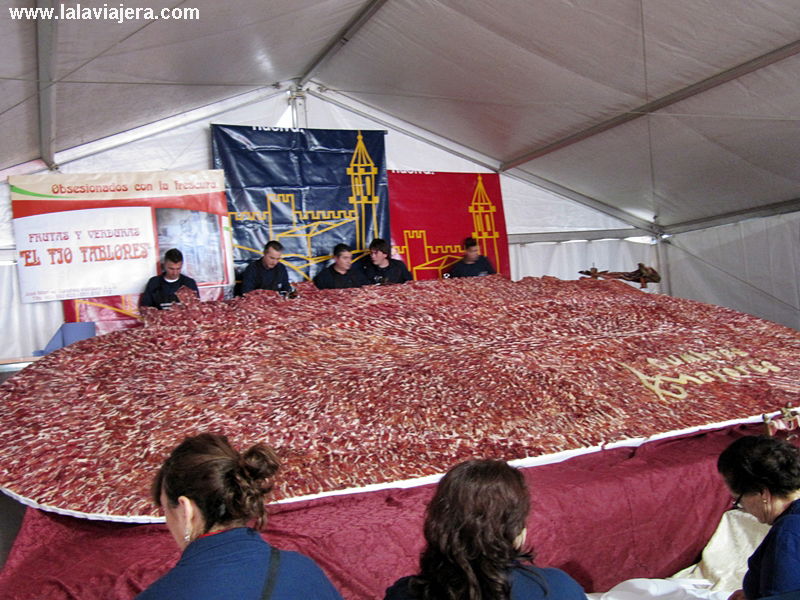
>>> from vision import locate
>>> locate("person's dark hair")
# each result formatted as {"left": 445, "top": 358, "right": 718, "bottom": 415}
{"left": 152, "top": 433, "right": 280, "bottom": 532}
{"left": 163, "top": 248, "right": 184, "bottom": 264}
{"left": 369, "top": 238, "right": 391, "bottom": 255}
{"left": 410, "top": 459, "right": 533, "bottom": 600}
{"left": 264, "top": 240, "right": 283, "bottom": 253}
{"left": 463, "top": 237, "right": 478, "bottom": 250}
{"left": 718, "top": 435, "right": 800, "bottom": 497}
{"left": 333, "top": 243, "right": 352, "bottom": 257}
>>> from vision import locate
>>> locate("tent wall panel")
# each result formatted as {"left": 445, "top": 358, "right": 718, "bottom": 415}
{"left": 0, "top": 183, "right": 11, "bottom": 249}
{"left": 667, "top": 212, "right": 800, "bottom": 330}
{"left": 499, "top": 175, "right": 634, "bottom": 235}
{"left": 509, "top": 238, "right": 658, "bottom": 291}
{"left": 0, "top": 265, "right": 63, "bottom": 359}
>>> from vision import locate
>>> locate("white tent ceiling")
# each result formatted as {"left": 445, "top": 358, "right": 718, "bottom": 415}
{"left": 3, "top": 0, "right": 800, "bottom": 233}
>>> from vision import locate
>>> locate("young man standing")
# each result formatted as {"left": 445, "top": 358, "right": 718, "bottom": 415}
{"left": 140, "top": 248, "right": 199, "bottom": 309}
{"left": 362, "top": 238, "right": 413, "bottom": 284}
{"left": 240, "top": 240, "right": 291, "bottom": 294}
{"left": 448, "top": 237, "right": 496, "bottom": 278}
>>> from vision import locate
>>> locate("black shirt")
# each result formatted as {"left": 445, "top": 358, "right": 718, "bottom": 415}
{"left": 448, "top": 255, "right": 495, "bottom": 278}
{"left": 240, "top": 259, "right": 291, "bottom": 294}
{"left": 140, "top": 274, "right": 199, "bottom": 309}
{"left": 362, "top": 258, "right": 413, "bottom": 284}
{"left": 313, "top": 265, "right": 369, "bottom": 289}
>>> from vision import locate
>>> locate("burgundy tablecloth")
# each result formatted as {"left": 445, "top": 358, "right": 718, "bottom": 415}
{"left": 0, "top": 424, "right": 756, "bottom": 599}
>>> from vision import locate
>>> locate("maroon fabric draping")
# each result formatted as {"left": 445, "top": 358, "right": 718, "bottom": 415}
{"left": 0, "top": 424, "right": 756, "bottom": 599}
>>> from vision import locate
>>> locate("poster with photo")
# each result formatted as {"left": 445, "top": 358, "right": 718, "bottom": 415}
{"left": 10, "top": 170, "right": 233, "bottom": 332}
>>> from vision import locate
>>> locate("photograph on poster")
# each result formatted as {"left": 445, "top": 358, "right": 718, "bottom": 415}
{"left": 155, "top": 208, "right": 224, "bottom": 284}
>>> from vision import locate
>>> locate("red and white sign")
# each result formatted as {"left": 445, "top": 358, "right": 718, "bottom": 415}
{"left": 13, "top": 207, "right": 156, "bottom": 302}
{"left": 10, "top": 170, "right": 232, "bottom": 306}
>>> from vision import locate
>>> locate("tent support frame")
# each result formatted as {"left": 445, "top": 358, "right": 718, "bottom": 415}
{"left": 308, "top": 87, "right": 660, "bottom": 233}
{"left": 504, "top": 169, "right": 658, "bottom": 233}
{"left": 289, "top": 86, "right": 308, "bottom": 128}
{"left": 297, "top": 0, "right": 390, "bottom": 87}
{"left": 664, "top": 197, "right": 800, "bottom": 235}
{"left": 656, "top": 236, "right": 672, "bottom": 296}
{"left": 500, "top": 38, "right": 800, "bottom": 171}
{"left": 306, "top": 87, "right": 501, "bottom": 171}
{"left": 508, "top": 229, "right": 652, "bottom": 244}
{"left": 33, "top": 88, "right": 286, "bottom": 172}
{"left": 36, "top": 0, "right": 57, "bottom": 170}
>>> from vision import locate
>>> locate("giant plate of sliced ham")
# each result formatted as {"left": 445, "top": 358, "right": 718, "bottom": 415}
{"left": 1, "top": 276, "right": 798, "bottom": 520}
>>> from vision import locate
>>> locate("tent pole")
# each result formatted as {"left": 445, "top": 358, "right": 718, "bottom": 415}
{"left": 664, "top": 198, "right": 800, "bottom": 235}
{"left": 289, "top": 85, "right": 308, "bottom": 129}
{"left": 306, "top": 88, "right": 500, "bottom": 172}
{"left": 44, "top": 88, "right": 286, "bottom": 171}
{"left": 656, "top": 236, "right": 672, "bottom": 297}
{"left": 501, "top": 38, "right": 800, "bottom": 172}
{"left": 297, "top": 0, "right": 389, "bottom": 87}
{"left": 36, "top": 0, "right": 57, "bottom": 170}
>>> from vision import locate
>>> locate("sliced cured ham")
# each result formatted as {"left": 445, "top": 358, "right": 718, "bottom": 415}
{"left": 1, "top": 276, "right": 798, "bottom": 520}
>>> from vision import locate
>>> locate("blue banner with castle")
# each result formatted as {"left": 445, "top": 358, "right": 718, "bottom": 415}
{"left": 211, "top": 126, "right": 389, "bottom": 283}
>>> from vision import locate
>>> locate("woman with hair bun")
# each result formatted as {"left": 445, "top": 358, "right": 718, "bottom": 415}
{"left": 384, "top": 458, "right": 586, "bottom": 600}
{"left": 136, "top": 433, "right": 342, "bottom": 600}
{"left": 717, "top": 435, "right": 800, "bottom": 600}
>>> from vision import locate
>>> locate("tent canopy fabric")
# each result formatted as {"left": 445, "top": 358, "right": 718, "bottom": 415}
{"left": 3, "top": 0, "right": 800, "bottom": 233}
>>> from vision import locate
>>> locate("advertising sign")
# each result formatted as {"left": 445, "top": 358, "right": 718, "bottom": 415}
{"left": 10, "top": 170, "right": 232, "bottom": 317}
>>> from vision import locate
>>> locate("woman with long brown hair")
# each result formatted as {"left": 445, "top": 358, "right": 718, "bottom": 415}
{"left": 136, "top": 433, "right": 342, "bottom": 600}
{"left": 385, "top": 459, "right": 586, "bottom": 600}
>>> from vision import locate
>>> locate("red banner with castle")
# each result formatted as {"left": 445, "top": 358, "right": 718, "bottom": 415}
{"left": 388, "top": 171, "right": 510, "bottom": 279}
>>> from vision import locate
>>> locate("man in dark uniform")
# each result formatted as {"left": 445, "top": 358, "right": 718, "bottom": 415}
{"left": 140, "top": 248, "right": 199, "bottom": 309}
{"left": 240, "top": 240, "right": 291, "bottom": 294}
{"left": 448, "top": 237, "right": 496, "bottom": 278}
{"left": 362, "top": 238, "right": 413, "bottom": 284}
{"left": 313, "top": 243, "right": 369, "bottom": 289}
